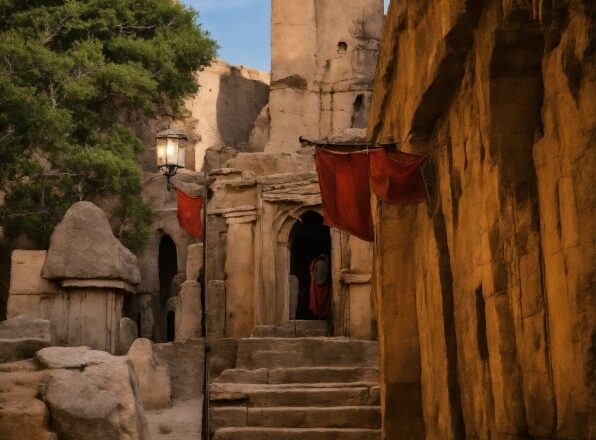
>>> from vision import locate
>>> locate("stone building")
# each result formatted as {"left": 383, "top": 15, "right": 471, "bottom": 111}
{"left": 125, "top": 0, "right": 385, "bottom": 346}
{"left": 366, "top": 0, "right": 595, "bottom": 438}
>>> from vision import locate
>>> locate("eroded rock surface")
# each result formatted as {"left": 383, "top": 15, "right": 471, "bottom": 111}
{"left": 128, "top": 338, "right": 171, "bottom": 410}
{"left": 42, "top": 201, "right": 140, "bottom": 285}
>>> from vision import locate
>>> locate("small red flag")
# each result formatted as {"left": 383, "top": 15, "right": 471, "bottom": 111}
{"left": 176, "top": 188, "right": 204, "bottom": 240}
{"left": 370, "top": 148, "right": 428, "bottom": 205}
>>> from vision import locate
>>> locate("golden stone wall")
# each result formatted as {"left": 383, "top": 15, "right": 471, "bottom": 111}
{"left": 367, "top": 1, "right": 595, "bottom": 438}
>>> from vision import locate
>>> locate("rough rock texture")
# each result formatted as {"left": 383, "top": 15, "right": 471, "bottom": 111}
{"left": 367, "top": 1, "right": 595, "bottom": 438}
{"left": 0, "top": 338, "right": 49, "bottom": 363}
{"left": 118, "top": 317, "right": 139, "bottom": 355}
{"left": 175, "top": 280, "right": 203, "bottom": 341}
{"left": 42, "top": 201, "right": 140, "bottom": 285}
{"left": 128, "top": 338, "right": 171, "bottom": 410}
{"left": 267, "top": 0, "right": 384, "bottom": 152}
{"left": 39, "top": 347, "right": 150, "bottom": 440}
{"left": 0, "top": 365, "right": 55, "bottom": 440}
{"left": 153, "top": 339, "right": 205, "bottom": 401}
{"left": 0, "top": 316, "right": 51, "bottom": 342}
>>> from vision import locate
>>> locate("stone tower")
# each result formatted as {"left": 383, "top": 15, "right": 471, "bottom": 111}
{"left": 266, "top": 0, "right": 384, "bottom": 152}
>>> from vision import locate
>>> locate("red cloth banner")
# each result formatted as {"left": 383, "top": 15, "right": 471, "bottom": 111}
{"left": 315, "top": 149, "right": 374, "bottom": 242}
{"left": 176, "top": 188, "right": 204, "bottom": 240}
{"left": 370, "top": 148, "right": 429, "bottom": 205}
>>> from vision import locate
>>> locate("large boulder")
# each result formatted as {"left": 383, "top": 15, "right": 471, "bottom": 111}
{"left": 41, "top": 202, "right": 140, "bottom": 285}
{"left": 128, "top": 338, "right": 171, "bottom": 410}
{"left": 38, "top": 346, "right": 150, "bottom": 440}
{"left": 0, "top": 364, "right": 55, "bottom": 440}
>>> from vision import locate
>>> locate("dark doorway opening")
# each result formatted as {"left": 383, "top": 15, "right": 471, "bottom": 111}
{"left": 166, "top": 311, "right": 176, "bottom": 342}
{"left": 290, "top": 211, "right": 331, "bottom": 320}
{"left": 159, "top": 235, "right": 177, "bottom": 305}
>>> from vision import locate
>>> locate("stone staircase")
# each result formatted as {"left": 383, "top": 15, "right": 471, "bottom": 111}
{"left": 209, "top": 322, "right": 381, "bottom": 439}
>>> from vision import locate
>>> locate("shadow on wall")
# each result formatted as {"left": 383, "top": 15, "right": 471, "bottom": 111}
{"left": 217, "top": 66, "right": 269, "bottom": 148}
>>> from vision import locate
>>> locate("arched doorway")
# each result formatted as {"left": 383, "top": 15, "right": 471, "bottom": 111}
{"left": 159, "top": 234, "right": 177, "bottom": 305}
{"left": 289, "top": 211, "right": 331, "bottom": 320}
{"left": 158, "top": 234, "right": 177, "bottom": 341}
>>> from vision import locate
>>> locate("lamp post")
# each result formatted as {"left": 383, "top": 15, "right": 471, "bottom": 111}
{"left": 155, "top": 128, "right": 209, "bottom": 439}
{"left": 155, "top": 127, "right": 187, "bottom": 191}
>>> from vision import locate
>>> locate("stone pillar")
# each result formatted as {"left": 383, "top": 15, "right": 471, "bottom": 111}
{"left": 223, "top": 210, "right": 257, "bottom": 337}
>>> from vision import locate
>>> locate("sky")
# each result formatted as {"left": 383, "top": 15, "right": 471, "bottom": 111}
{"left": 182, "top": 0, "right": 390, "bottom": 72}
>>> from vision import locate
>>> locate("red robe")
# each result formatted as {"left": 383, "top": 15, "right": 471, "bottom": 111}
{"left": 309, "top": 258, "right": 330, "bottom": 319}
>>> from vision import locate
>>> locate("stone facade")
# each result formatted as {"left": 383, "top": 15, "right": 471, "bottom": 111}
{"left": 367, "top": 1, "right": 595, "bottom": 438}
{"left": 267, "top": 0, "right": 385, "bottom": 152}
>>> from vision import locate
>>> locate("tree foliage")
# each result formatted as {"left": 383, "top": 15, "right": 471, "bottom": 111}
{"left": 0, "top": 0, "right": 217, "bottom": 251}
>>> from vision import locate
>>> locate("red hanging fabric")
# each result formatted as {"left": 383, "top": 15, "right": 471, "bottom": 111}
{"left": 314, "top": 149, "right": 374, "bottom": 242}
{"left": 370, "top": 148, "right": 429, "bottom": 205}
{"left": 176, "top": 188, "right": 204, "bottom": 240}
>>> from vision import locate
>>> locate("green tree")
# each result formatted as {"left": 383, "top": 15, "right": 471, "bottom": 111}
{"left": 0, "top": 0, "right": 217, "bottom": 251}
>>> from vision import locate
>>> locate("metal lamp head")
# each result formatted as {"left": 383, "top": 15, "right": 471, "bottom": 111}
{"left": 156, "top": 127, "right": 187, "bottom": 191}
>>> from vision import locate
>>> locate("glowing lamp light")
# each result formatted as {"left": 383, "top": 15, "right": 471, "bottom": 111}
{"left": 155, "top": 127, "right": 187, "bottom": 191}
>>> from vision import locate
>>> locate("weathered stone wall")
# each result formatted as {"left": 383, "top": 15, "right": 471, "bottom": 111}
{"left": 133, "top": 59, "right": 269, "bottom": 173}
{"left": 267, "top": 0, "right": 384, "bottom": 152}
{"left": 367, "top": 1, "right": 594, "bottom": 438}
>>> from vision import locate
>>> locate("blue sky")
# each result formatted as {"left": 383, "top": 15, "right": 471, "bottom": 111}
{"left": 182, "top": 0, "right": 390, "bottom": 72}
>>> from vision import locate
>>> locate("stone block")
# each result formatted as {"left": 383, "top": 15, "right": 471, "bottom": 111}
{"left": 207, "top": 280, "right": 226, "bottom": 341}
{"left": 209, "top": 338, "right": 239, "bottom": 380}
{"left": 0, "top": 339, "right": 49, "bottom": 363}
{"left": 128, "top": 338, "right": 171, "bottom": 410}
{"left": 0, "top": 317, "right": 51, "bottom": 343}
{"left": 118, "top": 317, "right": 138, "bottom": 355}
{"left": 153, "top": 339, "right": 205, "bottom": 401}
{"left": 175, "top": 281, "right": 202, "bottom": 341}
{"left": 40, "top": 350, "right": 150, "bottom": 440}
{"left": 6, "top": 295, "right": 41, "bottom": 320}
{"left": 9, "top": 251, "right": 57, "bottom": 295}
{"left": 186, "top": 243, "right": 204, "bottom": 282}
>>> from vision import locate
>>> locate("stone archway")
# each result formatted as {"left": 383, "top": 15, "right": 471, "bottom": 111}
{"left": 288, "top": 211, "right": 331, "bottom": 320}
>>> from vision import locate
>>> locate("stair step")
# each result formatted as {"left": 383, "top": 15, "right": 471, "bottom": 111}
{"left": 236, "top": 338, "right": 378, "bottom": 369}
{"left": 253, "top": 321, "right": 329, "bottom": 338}
{"left": 210, "top": 406, "right": 381, "bottom": 431}
{"left": 210, "top": 384, "right": 377, "bottom": 407}
{"left": 213, "top": 427, "right": 381, "bottom": 440}
{"left": 214, "top": 366, "right": 379, "bottom": 384}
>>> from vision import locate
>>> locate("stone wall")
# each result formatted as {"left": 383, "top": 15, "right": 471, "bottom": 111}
{"left": 267, "top": 0, "right": 384, "bottom": 152}
{"left": 133, "top": 59, "right": 269, "bottom": 173}
{"left": 367, "top": 1, "right": 594, "bottom": 438}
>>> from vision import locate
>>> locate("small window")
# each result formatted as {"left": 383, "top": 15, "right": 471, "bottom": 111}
{"left": 337, "top": 41, "right": 348, "bottom": 53}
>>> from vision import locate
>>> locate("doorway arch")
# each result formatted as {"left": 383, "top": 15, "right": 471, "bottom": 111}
{"left": 289, "top": 211, "right": 331, "bottom": 320}
{"left": 158, "top": 234, "right": 178, "bottom": 305}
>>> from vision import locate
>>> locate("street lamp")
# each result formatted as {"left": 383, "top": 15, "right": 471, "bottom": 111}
{"left": 156, "top": 127, "right": 187, "bottom": 191}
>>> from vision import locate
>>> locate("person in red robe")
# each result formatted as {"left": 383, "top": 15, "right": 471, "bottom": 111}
{"left": 309, "top": 254, "right": 330, "bottom": 319}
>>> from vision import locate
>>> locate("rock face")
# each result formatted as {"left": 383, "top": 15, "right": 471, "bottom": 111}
{"left": 42, "top": 201, "right": 140, "bottom": 285}
{"left": 267, "top": 0, "right": 384, "bottom": 152}
{"left": 0, "top": 316, "right": 51, "bottom": 342}
{"left": 367, "top": 1, "right": 595, "bottom": 439}
{"left": 38, "top": 346, "right": 150, "bottom": 440}
{"left": 128, "top": 338, "right": 171, "bottom": 410}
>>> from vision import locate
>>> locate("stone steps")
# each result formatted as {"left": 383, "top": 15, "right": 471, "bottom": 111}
{"left": 253, "top": 320, "right": 329, "bottom": 338}
{"left": 213, "top": 427, "right": 381, "bottom": 440}
{"left": 210, "top": 383, "right": 378, "bottom": 407}
{"left": 209, "top": 336, "right": 380, "bottom": 439}
{"left": 211, "top": 406, "right": 381, "bottom": 429}
{"left": 214, "top": 366, "right": 379, "bottom": 384}
{"left": 236, "top": 337, "right": 378, "bottom": 369}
